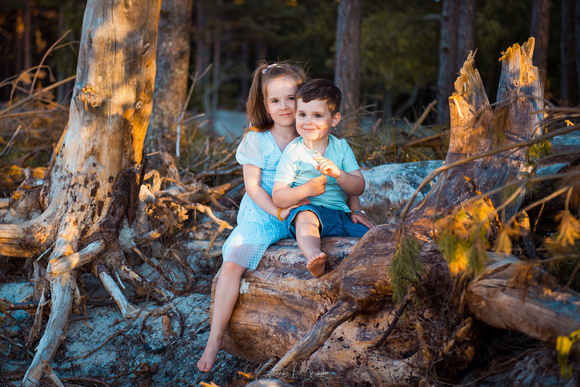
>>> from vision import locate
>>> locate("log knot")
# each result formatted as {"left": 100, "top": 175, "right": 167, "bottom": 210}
{"left": 75, "top": 85, "right": 106, "bottom": 113}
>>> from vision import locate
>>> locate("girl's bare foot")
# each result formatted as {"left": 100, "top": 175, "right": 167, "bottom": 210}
{"left": 307, "top": 251, "right": 326, "bottom": 277}
{"left": 197, "top": 337, "right": 222, "bottom": 372}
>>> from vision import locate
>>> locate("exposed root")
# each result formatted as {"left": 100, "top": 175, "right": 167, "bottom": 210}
{"left": 268, "top": 298, "right": 361, "bottom": 375}
{"left": 25, "top": 287, "right": 48, "bottom": 348}
{"left": 93, "top": 262, "right": 138, "bottom": 318}
{"left": 22, "top": 273, "right": 76, "bottom": 386}
{"left": 48, "top": 240, "right": 105, "bottom": 276}
{"left": 117, "top": 263, "right": 175, "bottom": 302}
{"left": 42, "top": 360, "right": 65, "bottom": 387}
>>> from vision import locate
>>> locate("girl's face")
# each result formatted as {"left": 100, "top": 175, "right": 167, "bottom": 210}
{"left": 264, "top": 76, "right": 298, "bottom": 128}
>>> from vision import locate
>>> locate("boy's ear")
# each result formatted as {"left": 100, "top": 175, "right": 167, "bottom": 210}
{"left": 331, "top": 112, "right": 342, "bottom": 127}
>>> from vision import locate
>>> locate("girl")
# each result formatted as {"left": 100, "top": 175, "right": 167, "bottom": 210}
{"left": 197, "top": 62, "right": 307, "bottom": 372}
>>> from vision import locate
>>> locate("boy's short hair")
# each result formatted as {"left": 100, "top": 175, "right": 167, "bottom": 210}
{"left": 296, "top": 79, "right": 342, "bottom": 115}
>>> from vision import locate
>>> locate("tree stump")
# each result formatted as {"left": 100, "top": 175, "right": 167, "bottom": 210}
{"left": 0, "top": 1, "right": 162, "bottom": 385}
{"left": 215, "top": 38, "right": 580, "bottom": 385}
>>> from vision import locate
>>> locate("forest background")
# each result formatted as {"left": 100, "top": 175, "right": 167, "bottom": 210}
{"left": 1, "top": 0, "right": 580, "bottom": 386}
{"left": 0, "top": 0, "right": 572, "bottom": 138}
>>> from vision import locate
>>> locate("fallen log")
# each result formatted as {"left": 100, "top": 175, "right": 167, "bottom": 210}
{"left": 215, "top": 38, "right": 580, "bottom": 385}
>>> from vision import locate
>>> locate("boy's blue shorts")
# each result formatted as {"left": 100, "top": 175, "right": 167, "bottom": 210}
{"left": 287, "top": 204, "right": 370, "bottom": 240}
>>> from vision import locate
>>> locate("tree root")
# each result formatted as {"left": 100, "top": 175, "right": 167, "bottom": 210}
{"left": 48, "top": 240, "right": 105, "bottom": 276}
{"left": 268, "top": 298, "right": 361, "bottom": 375}
{"left": 93, "top": 262, "right": 138, "bottom": 318}
{"left": 22, "top": 273, "right": 75, "bottom": 386}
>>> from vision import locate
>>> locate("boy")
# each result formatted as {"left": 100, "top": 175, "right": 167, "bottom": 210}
{"left": 272, "top": 79, "right": 371, "bottom": 278}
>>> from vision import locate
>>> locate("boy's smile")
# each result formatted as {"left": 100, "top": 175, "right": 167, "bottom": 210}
{"left": 296, "top": 99, "right": 341, "bottom": 150}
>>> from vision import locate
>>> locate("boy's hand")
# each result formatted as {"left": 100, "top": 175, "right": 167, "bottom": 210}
{"left": 304, "top": 175, "right": 327, "bottom": 197}
{"left": 350, "top": 211, "right": 374, "bottom": 229}
{"left": 314, "top": 156, "right": 341, "bottom": 178}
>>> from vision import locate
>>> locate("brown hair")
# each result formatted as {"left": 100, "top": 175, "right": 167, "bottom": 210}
{"left": 296, "top": 78, "right": 342, "bottom": 115}
{"left": 246, "top": 61, "right": 306, "bottom": 132}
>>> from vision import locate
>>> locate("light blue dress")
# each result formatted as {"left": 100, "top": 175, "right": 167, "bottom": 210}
{"left": 222, "top": 130, "right": 291, "bottom": 270}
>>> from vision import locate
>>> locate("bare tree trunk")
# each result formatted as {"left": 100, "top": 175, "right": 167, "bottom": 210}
{"left": 211, "top": 0, "right": 223, "bottom": 132}
{"left": 437, "top": 0, "right": 459, "bottom": 124}
{"left": 575, "top": 0, "right": 580, "bottom": 95}
{"left": 24, "top": 0, "right": 32, "bottom": 71}
{"left": 334, "top": 0, "right": 362, "bottom": 132}
{"left": 4, "top": 1, "right": 162, "bottom": 384}
{"left": 147, "top": 0, "right": 193, "bottom": 154}
{"left": 562, "top": 0, "right": 577, "bottom": 106}
{"left": 531, "top": 0, "right": 551, "bottom": 89}
{"left": 457, "top": 0, "right": 475, "bottom": 71}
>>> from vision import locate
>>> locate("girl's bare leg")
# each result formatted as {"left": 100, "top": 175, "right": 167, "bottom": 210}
{"left": 294, "top": 211, "right": 326, "bottom": 278}
{"left": 197, "top": 261, "right": 246, "bottom": 372}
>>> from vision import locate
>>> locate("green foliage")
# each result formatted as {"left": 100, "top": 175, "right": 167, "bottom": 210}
{"left": 545, "top": 210, "right": 580, "bottom": 290}
{"left": 361, "top": 1, "right": 439, "bottom": 98}
{"left": 388, "top": 234, "right": 424, "bottom": 304}
{"left": 525, "top": 140, "right": 552, "bottom": 167}
{"left": 437, "top": 197, "right": 494, "bottom": 276}
{"left": 557, "top": 328, "right": 580, "bottom": 378}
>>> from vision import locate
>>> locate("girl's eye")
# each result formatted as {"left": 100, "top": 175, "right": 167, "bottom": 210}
{"left": 315, "top": 114, "right": 322, "bottom": 118}
{"left": 288, "top": 97, "right": 295, "bottom": 101}
{"left": 298, "top": 113, "right": 305, "bottom": 117}
{"left": 271, "top": 99, "right": 279, "bottom": 103}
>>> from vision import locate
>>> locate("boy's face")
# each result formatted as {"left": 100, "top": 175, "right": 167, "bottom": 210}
{"left": 295, "top": 99, "right": 341, "bottom": 145}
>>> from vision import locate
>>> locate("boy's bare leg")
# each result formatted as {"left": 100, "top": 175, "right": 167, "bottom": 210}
{"left": 197, "top": 261, "right": 246, "bottom": 372}
{"left": 294, "top": 211, "right": 326, "bottom": 277}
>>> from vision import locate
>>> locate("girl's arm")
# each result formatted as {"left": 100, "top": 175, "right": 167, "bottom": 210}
{"left": 243, "top": 164, "right": 282, "bottom": 217}
{"left": 244, "top": 164, "right": 308, "bottom": 220}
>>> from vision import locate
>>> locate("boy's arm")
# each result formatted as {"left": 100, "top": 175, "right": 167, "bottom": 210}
{"left": 272, "top": 176, "right": 327, "bottom": 208}
{"left": 315, "top": 156, "right": 365, "bottom": 196}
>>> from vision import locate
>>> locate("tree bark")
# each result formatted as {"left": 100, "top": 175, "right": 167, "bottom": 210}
{"left": 456, "top": 0, "right": 475, "bottom": 72}
{"left": 147, "top": 0, "right": 193, "bottom": 154}
{"left": 437, "top": 0, "right": 459, "bottom": 124}
{"left": 531, "top": 0, "right": 551, "bottom": 89}
{"left": 334, "top": 0, "right": 362, "bottom": 132}
{"left": 562, "top": 0, "right": 577, "bottom": 106}
{"left": 215, "top": 39, "right": 574, "bottom": 385}
{"left": 3, "top": 1, "right": 162, "bottom": 385}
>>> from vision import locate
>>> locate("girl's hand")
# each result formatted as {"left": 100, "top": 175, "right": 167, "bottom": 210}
{"left": 350, "top": 211, "right": 374, "bottom": 229}
{"left": 279, "top": 199, "right": 310, "bottom": 220}
{"left": 314, "top": 156, "right": 341, "bottom": 178}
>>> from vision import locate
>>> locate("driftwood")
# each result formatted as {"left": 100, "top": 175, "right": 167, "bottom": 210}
{"left": 214, "top": 38, "right": 580, "bottom": 385}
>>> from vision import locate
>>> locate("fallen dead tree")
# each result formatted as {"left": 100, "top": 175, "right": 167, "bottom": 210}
{"left": 216, "top": 39, "right": 580, "bottom": 385}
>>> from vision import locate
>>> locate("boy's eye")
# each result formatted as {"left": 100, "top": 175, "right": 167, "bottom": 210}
{"left": 288, "top": 97, "right": 295, "bottom": 101}
{"left": 315, "top": 114, "right": 322, "bottom": 118}
{"left": 298, "top": 112, "right": 306, "bottom": 117}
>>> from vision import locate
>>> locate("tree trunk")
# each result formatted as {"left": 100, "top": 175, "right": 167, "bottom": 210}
{"left": 456, "top": 0, "right": 475, "bottom": 72}
{"left": 334, "top": 0, "right": 362, "bottom": 132}
{"left": 575, "top": 0, "right": 580, "bottom": 96}
{"left": 214, "top": 39, "right": 578, "bottom": 385}
{"left": 0, "top": 1, "right": 162, "bottom": 385}
{"left": 562, "top": 0, "right": 577, "bottom": 106}
{"left": 531, "top": 0, "right": 551, "bottom": 89}
{"left": 147, "top": 0, "right": 193, "bottom": 154}
{"left": 436, "top": 0, "right": 459, "bottom": 124}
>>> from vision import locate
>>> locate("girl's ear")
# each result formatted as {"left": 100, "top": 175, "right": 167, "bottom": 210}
{"left": 331, "top": 112, "right": 342, "bottom": 127}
